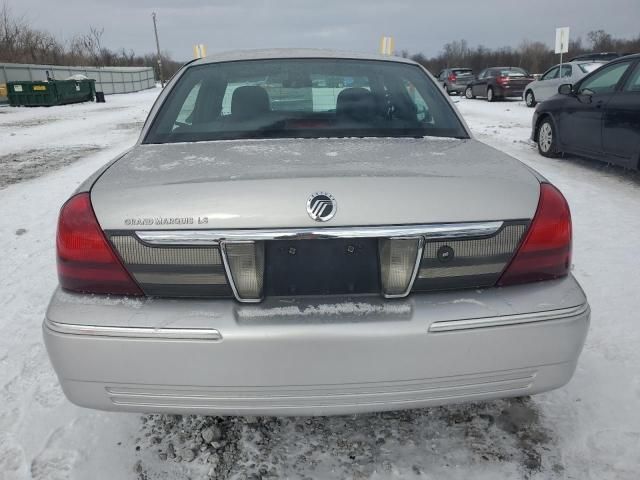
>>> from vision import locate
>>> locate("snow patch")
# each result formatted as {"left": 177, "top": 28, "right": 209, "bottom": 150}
{"left": 237, "top": 301, "right": 411, "bottom": 319}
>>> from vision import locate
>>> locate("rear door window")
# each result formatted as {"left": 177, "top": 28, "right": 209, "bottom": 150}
{"left": 560, "top": 65, "right": 572, "bottom": 78}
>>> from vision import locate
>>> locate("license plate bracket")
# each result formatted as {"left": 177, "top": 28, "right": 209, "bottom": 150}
{"left": 264, "top": 238, "right": 380, "bottom": 296}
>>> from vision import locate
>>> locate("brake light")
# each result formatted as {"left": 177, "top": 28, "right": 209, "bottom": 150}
{"left": 56, "top": 193, "right": 142, "bottom": 295}
{"left": 448, "top": 73, "right": 457, "bottom": 82}
{"left": 497, "top": 183, "right": 571, "bottom": 286}
{"left": 496, "top": 75, "right": 509, "bottom": 85}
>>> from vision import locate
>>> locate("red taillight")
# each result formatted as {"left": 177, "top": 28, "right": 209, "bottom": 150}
{"left": 498, "top": 183, "right": 572, "bottom": 286}
{"left": 448, "top": 73, "right": 457, "bottom": 82}
{"left": 56, "top": 193, "right": 142, "bottom": 295}
{"left": 496, "top": 75, "right": 509, "bottom": 85}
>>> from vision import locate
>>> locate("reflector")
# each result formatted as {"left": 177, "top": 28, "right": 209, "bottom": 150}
{"left": 379, "top": 238, "right": 422, "bottom": 297}
{"left": 222, "top": 241, "right": 265, "bottom": 301}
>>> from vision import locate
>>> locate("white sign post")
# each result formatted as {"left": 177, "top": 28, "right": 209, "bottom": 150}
{"left": 555, "top": 27, "right": 570, "bottom": 76}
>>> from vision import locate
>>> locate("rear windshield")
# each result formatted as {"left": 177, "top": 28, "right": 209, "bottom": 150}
{"left": 496, "top": 67, "right": 529, "bottom": 77}
{"left": 452, "top": 69, "right": 472, "bottom": 75}
{"left": 145, "top": 59, "right": 468, "bottom": 144}
{"left": 579, "top": 62, "right": 605, "bottom": 73}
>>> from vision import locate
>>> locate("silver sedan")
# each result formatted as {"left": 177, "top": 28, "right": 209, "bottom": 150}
{"left": 44, "top": 49, "right": 589, "bottom": 416}
{"left": 523, "top": 61, "right": 606, "bottom": 107}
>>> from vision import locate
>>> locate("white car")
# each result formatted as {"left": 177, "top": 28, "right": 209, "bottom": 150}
{"left": 523, "top": 61, "right": 606, "bottom": 107}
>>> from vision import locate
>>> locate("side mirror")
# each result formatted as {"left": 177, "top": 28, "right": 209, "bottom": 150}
{"left": 558, "top": 84, "right": 573, "bottom": 95}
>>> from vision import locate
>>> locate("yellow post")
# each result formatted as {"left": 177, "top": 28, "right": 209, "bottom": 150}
{"left": 379, "top": 36, "right": 394, "bottom": 56}
{"left": 193, "top": 44, "right": 207, "bottom": 59}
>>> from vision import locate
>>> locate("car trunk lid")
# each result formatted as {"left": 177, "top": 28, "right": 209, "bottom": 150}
{"left": 91, "top": 138, "right": 542, "bottom": 300}
{"left": 91, "top": 137, "right": 541, "bottom": 230}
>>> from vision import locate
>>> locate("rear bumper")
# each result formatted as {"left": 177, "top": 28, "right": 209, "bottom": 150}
{"left": 496, "top": 86, "right": 526, "bottom": 98}
{"left": 44, "top": 276, "right": 589, "bottom": 416}
{"left": 447, "top": 82, "right": 470, "bottom": 92}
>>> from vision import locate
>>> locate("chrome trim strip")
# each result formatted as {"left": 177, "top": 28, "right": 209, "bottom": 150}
{"left": 44, "top": 318, "right": 222, "bottom": 341}
{"left": 382, "top": 237, "right": 425, "bottom": 299}
{"left": 428, "top": 303, "right": 589, "bottom": 333}
{"left": 219, "top": 241, "right": 263, "bottom": 304}
{"left": 135, "top": 222, "right": 504, "bottom": 246}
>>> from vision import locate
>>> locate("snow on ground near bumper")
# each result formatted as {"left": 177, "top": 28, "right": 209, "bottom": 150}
{"left": 0, "top": 93, "right": 149, "bottom": 188}
{"left": 0, "top": 89, "right": 158, "bottom": 480}
{"left": 456, "top": 96, "right": 640, "bottom": 479}
{"left": 0, "top": 92, "right": 638, "bottom": 479}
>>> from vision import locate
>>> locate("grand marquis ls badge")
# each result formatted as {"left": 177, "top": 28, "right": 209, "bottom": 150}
{"left": 307, "top": 192, "right": 337, "bottom": 222}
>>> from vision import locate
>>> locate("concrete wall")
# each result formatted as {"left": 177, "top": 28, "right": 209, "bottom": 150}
{"left": 0, "top": 63, "right": 155, "bottom": 102}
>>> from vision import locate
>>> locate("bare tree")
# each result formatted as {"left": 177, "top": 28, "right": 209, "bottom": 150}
{"left": 410, "top": 30, "right": 640, "bottom": 75}
{"left": 587, "top": 30, "right": 614, "bottom": 52}
{"left": 0, "top": 3, "right": 182, "bottom": 76}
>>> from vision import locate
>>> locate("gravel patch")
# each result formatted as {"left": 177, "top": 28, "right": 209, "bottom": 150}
{"left": 0, "top": 145, "right": 102, "bottom": 188}
{"left": 135, "top": 397, "right": 562, "bottom": 479}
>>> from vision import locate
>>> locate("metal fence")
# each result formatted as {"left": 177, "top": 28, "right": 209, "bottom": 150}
{"left": 0, "top": 63, "right": 156, "bottom": 102}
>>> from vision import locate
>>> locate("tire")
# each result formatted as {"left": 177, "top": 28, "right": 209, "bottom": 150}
{"left": 537, "top": 118, "right": 560, "bottom": 157}
{"left": 465, "top": 86, "right": 475, "bottom": 99}
{"left": 487, "top": 87, "right": 495, "bottom": 102}
{"left": 525, "top": 90, "right": 537, "bottom": 108}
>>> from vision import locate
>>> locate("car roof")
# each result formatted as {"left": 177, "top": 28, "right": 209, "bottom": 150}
{"left": 616, "top": 52, "right": 640, "bottom": 61}
{"left": 191, "top": 48, "right": 419, "bottom": 66}
{"left": 549, "top": 60, "right": 607, "bottom": 66}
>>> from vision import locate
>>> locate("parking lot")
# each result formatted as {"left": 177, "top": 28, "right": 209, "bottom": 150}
{"left": 0, "top": 89, "right": 638, "bottom": 479}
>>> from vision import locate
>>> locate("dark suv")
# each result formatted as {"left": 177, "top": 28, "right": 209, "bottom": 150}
{"left": 465, "top": 67, "right": 534, "bottom": 102}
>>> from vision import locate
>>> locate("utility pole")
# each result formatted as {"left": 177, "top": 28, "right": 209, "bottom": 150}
{"left": 152, "top": 12, "right": 164, "bottom": 87}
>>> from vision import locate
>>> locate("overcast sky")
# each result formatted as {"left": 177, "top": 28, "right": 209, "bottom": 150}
{"left": 8, "top": 0, "right": 640, "bottom": 60}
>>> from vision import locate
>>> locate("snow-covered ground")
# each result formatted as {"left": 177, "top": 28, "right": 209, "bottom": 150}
{"left": 0, "top": 90, "right": 638, "bottom": 480}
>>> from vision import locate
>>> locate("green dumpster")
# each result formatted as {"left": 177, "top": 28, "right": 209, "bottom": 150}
{"left": 7, "top": 79, "right": 96, "bottom": 107}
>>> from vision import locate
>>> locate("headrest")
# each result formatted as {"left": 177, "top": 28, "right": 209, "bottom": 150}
{"left": 231, "top": 86, "right": 270, "bottom": 119}
{"left": 336, "top": 87, "right": 376, "bottom": 122}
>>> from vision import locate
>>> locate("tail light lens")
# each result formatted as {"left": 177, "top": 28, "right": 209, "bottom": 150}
{"left": 498, "top": 183, "right": 571, "bottom": 286}
{"left": 496, "top": 75, "right": 509, "bottom": 85}
{"left": 448, "top": 73, "right": 457, "bottom": 82}
{"left": 57, "top": 193, "right": 143, "bottom": 295}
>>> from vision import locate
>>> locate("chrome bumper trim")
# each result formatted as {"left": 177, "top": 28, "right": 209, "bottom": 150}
{"left": 44, "top": 318, "right": 222, "bottom": 341}
{"left": 429, "top": 303, "right": 589, "bottom": 333}
{"left": 134, "top": 221, "right": 504, "bottom": 246}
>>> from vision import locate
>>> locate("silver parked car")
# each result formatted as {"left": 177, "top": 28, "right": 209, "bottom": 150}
{"left": 44, "top": 50, "right": 589, "bottom": 416}
{"left": 523, "top": 61, "right": 606, "bottom": 107}
{"left": 437, "top": 67, "right": 474, "bottom": 95}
